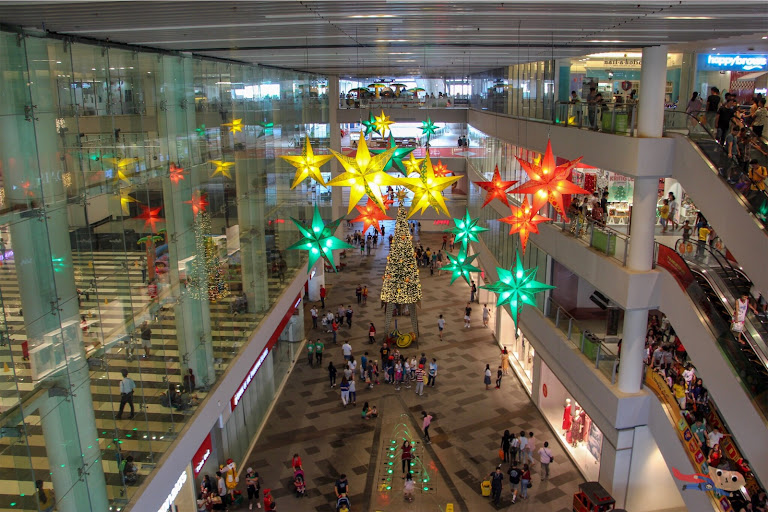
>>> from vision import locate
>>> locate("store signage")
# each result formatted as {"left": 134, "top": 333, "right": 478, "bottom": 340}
{"left": 542, "top": 383, "right": 548, "bottom": 398}
{"left": 157, "top": 471, "right": 187, "bottom": 512}
{"left": 656, "top": 245, "right": 695, "bottom": 290}
{"left": 192, "top": 434, "right": 212, "bottom": 476}
{"left": 232, "top": 347, "right": 270, "bottom": 410}
{"left": 433, "top": 220, "right": 450, "bottom": 225}
{"left": 698, "top": 54, "right": 768, "bottom": 72}
{"left": 602, "top": 58, "right": 641, "bottom": 67}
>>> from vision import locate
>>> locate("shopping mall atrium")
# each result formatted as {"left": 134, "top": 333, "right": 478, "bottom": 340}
{"left": 0, "top": 1, "right": 766, "bottom": 511}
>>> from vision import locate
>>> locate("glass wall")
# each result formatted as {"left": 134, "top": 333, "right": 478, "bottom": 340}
{"left": 469, "top": 61, "right": 556, "bottom": 120}
{"left": 0, "top": 28, "right": 326, "bottom": 512}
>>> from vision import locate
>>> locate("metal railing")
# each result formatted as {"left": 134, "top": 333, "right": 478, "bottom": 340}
{"left": 550, "top": 214, "right": 630, "bottom": 267}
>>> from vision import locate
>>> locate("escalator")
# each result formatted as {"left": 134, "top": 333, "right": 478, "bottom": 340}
{"left": 663, "top": 110, "right": 768, "bottom": 295}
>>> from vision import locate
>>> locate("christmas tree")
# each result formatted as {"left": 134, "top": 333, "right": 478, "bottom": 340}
{"left": 380, "top": 206, "right": 422, "bottom": 337}
{"left": 188, "top": 212, "right": 230, "bottom": 302}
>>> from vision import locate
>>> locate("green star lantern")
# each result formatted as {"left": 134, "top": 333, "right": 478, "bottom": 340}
{"left": 287, "top": 205, "right": 355, "bottom": 272}
{"left": 371, "top": 133, "right": 416, "bottom": 173}
{"left": 362, "top": 112, "right": 380, "bottom": 137}
{"left": 445, "top": 210, "right": 488, "bottom": 249}
{"left": 421, "top": 117, "right": 438, "bottom": 139}
{"left": 443, "top": 247, "right": 481, "bottom": 285}
{"left": 481, "top": 252, "right": 555, "bottom": 328}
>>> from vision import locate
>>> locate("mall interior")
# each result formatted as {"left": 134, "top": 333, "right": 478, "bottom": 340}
{"left": 0, "top": 2, "right": 766, "bottom": 511}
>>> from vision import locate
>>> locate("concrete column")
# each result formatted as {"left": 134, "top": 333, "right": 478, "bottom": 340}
{"left": 637, "top": 45, "right": 668, "bottom": 138}
{"left": 617, "top": 309, "right": 648, "bottom": 393}
{"left": 307, "top": 264, "right": 324, "bottom": 302}
{"left": 235, "top": 157, "right": 269, "bottom": 313}
{"left": 328, "top": 76, "right": 344, "bottom": 220}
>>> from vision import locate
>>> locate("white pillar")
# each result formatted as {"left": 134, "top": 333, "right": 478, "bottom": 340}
{"left": 618, "top": 308, "right": 648, "bottom": 393}
{"left": 328, "top": 76, "right": 344, "bottom": 220}
{"left": 637, "top": 45, "right": 668, "bottom": 138}
{"left": 627, "top": 177, "right": 658, "bottom": 272}
{"left": 307, "top": 264, "right": 324, "bottom": 302}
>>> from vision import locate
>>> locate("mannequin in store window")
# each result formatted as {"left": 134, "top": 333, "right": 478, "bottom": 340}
{"left": 570, "top": 406, "right": 583, "bottom": 447}
{"left": 562, "top": 399, "right": 572, "bottom": 433}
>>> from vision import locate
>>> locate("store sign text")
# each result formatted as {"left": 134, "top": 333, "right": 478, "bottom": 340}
{"left": 157, "top": 471, "right": 187, "bottom": 512}
{"left": 192, "top": 434, "right": 213, "bottom": 476}
{"left": 231, "top": 347, "right": 269, "bottom": 410}
{"left": 701, "top": 54, "right": 768, "bottom": 71}
{"left": 603, "top": 58, "right": 641, "bottom": 67}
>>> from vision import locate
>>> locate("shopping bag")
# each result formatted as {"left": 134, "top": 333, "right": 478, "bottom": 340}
{"left": 731, "top": 321, "right": 744, "bottom": 333}
{"left": 499, "top": 449, "right": 505, "bottom": 461}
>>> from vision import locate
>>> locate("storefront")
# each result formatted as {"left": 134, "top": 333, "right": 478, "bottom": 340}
{"left": 158, "top": 465, "right": 197, "bottom": 512}
{"left": 537, "top": 359, "right": 603, "bottom": 482}
{"left": 694, "top": 53, "right": 768, "bottom": 103}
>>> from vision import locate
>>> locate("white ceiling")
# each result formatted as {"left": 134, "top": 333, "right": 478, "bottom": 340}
{"left": 0, "top": 1, "right": 766, "bottom": 77}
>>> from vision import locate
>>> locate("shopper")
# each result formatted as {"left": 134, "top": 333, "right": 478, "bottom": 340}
{"left": 489, "top": 466, "right": 504, "bottom": 506}
{"left": 216, "top": 471, "right": 229, "bottom": 508}
{"left": 733, "top": 293, "right": 751, "bottom": 345}
{"left": 667, "top": 192, "right": 679, "bottom": 231}
{"left": 319, "top": 285, "right": 326, "bottom": 308}
{"left": 525, "top": 432, "right": 536, "bottom": 466}
{"left": 314, "top": 339, "right": 323, "bottom": 366}
{"left": 520, "top": 464, "right": 531, "bottom": 500}
{"left": 508, "top": 464, "right": 521, "bottom": 504}
{"left": 368, "top": 322, "right": 376, "bottom": 344}
{"left": 362, "top": 285, "right": 368, "bottom": 305}
{"left": 245, "top": 468, "right": 261, "bottom": 509}
{"left": 500, "top": 430, "right": 512, "bottom": 463}
{"left": 538, "top": 442, "right": 553, "bottom": 479}
{"left": 495, "top": 366, "right": 503, "bottom": 389}
{"left": 306, "top": 339, "right": 314, "bottom": 367}
{"left": 310, "top": 306, "right": 318, "bottom": 329}
{"left": 464, "top": 303, "right": 472, "bottom": 328}
{"left": 340, "top": 377, "right": 350, "bottom": 407}
{"left": 342, "top": 341, "right": 352, "bottom": 361}
{"left": 117, "top": 369, "right": 136, "bottom": 420}
{"left": 422, "top": 411, "right": 433, "bottom": 444}
{"left": 403, "top": 473, "right": 415, "bottom": 502}
{"left": 510, "top": 433, "right": 520, "bottom": 465}
{"left": 140, "top": 320, "right": 152, "bottom": 358}
{"left": 437, "top": 314, "right": 445, "bottom": 339}
{"left": 470, "top": 280, "right": 477, "bottom": 303}
{"left": 328, "top": 361, "right": 337, "bottom": 388}
{"left": 484, "top": 364, "right": 492, "bottom": 390}
{"left": 401, "top": 440, "right": 413, "bottom": 476}
{"left": 355, "top": 284, "right": 362, "bottom": 304}
{"left": 348, "top": 377, "right": 357, "bottom": 406}
{"left": 414, "top": 364, "right": 425, "bottom": 396}
{"left": 332, "top": 317, "right": 339, "bottom": 344}
{"left": 501, "top": 346, "right": 510, "bottom": 375}
{"left": 345, "top": 305, "right": 353, "bottom": 328}
{"left": 427, "top": 358, "right": 437, "bottom": 387}
{"left": 482, "top": 304, "right": 490, "bottom": 327}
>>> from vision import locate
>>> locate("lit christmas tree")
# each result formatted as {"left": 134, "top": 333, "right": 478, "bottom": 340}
{"left": 380, "top": 206, "right": 422, "bottom": 338}
{"left": 188, "top": 211, "right": 230, "bottom": 302}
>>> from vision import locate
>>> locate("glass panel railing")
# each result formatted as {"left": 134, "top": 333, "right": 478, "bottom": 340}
{"left": 339, "top": 95, "right": 468, "bottom": 109}
{"left": 663, "top": 110, "right": 768, "bottom": 230}
{"left": 553, "top": 101, "right": 638, "bottom": 136}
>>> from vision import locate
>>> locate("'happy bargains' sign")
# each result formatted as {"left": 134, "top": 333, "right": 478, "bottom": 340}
{"left": 192, "top": 434, "right": 212, "bottom": 476}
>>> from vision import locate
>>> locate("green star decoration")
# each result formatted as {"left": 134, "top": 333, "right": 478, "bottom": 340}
{"left": 445, "top": 210, "right": 488, "bottom": 249}
{"left": 421, "top": 117, "right": 437, "bottom": 138}
{"left": 371, "top": 133, "right": 416, "bottom": 173}
{"left": 362, "top": 112, "right": 380, "bottom": 137}
{"left": 196, "top": 124, "right": 206, "bottom": 136}
{"left": 481, "top": 252, "right": 555, "bottom": 328}
{"left": 287, "top": 205, "right": 355, "bottom": 273}
{"left": 443, "top": 247, "right": 481, "bottom": 285}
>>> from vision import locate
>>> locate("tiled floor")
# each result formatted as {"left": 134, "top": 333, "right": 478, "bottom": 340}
{"left": 243, "top": 220, "right": 584, "bottom": 511}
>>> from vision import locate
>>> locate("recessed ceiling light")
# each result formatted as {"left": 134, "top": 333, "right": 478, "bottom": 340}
{"left": 712, "top": 48, "right": 717, "bottom": 50}
{"left": 662, "top": 16, "right": 713, "bottom": 20}
{"left": 587, "top": 40, "right": 627, "bottom": 43}
{"left": 348, "top": 14, "right": 396, "bottom": 19}
{"left": 375, "top": 39, "right": 410, "bottom": 43}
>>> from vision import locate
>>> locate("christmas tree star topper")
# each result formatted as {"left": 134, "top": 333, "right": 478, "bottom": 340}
{"left": 445, "top": 210, "right": 488, "bottom": 248}
{"left": 510, "top": 140, "right": 587, "bottom": 220}
{"left": 474, "top": 165, "right": 518, "bottom": 208}
{"left": 280, "top": 135, "right": 333, "bottom": 189}
{"left": 443, "top": 247, "right": 481, "bottom": 285}
{"left": 481, "top": 252, "right": 555, "bottom": 328}
{"left": 498, "top": 197, "right": 552, "bottom": 255}
{"left": 287, "top": 206, "right": 355, "bottom": 273}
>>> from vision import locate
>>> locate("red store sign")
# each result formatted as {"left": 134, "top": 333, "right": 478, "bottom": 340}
{"left": 192, "top": 434, "right": 212, "bottom": 476}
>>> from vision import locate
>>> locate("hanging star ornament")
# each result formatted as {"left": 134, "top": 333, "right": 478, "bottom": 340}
{"left": 510, "top": 140, "right": 587, "bottom": 220}
{"left": 210, "top": 160, "right": 235, "bottom": 179}
{"left": 446, "top": 210, "right": 488, "bottom": 248}
{"left": 420, "top": 117, "right": 438, "bottom": 138}
{"left": 350, "top": 199, "right": 392, "bottom": 235}
{"left": 498, "top": 197, "right": 552, "bottom": 255}
{"left": 401, "top": 155, "right": 461, "bottom": 218}
{"left": 184, "top": 191, "right": 209, "bottom": 218}
{"left": 432, "top": 160, "right": 451, "bottom": 178}
{"left": 401, "top": 154, "right": 424, "bottom": 176}
{"left": 222, "top": 118, "right": 244, "bottom": 133}
{"left": 280, "top": 136, "right": 333, "bottom": 189}
{"left": 370, "top": 133, "right": 416, "bottom": 173}
{"left": 169, "top": 163, "right": 185, "bottom": 185}
{"left": 287, "top": 205, "right": 355, "bottom": 273}
{"left": 134, "top": 205, "right": 164, "bottom": 231}
{"left": 481, "top": 251, "right": 555, "bottom": 328}
{"left": 119, "top": 191, "right": 137, "bottom": 214}
{"left": 474, "top": 165, "right": 518, "bottom": 208}
{"left": 195, "top": 124, "right": 206, "bottom": 137}
{"left": 373, "top": 110, "right": 394, "bottom": 137}
{"left": 109, "top": 157, "right": 137, "bottom": 184}
{"left": 443, "top": 247, "right": 481, "bottom": 285}
{"left": 362, "top": 112, "right": 380, "bottom": 137}
{"left": 328, "top": 132, "right": 402, "bottom": 213}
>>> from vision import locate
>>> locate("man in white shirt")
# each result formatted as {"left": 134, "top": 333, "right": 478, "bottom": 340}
{"left": 538, "top": 441, "right": 553, "bottom": 479}
{"left": 310, "top": 306, "right": 318, "bottom": 329}
{"left": 525, "top": 432, "right": 536, "bottom": 465}
{"left": 117, "top": 369, "right": 136, "bottom": 420}
{"left": 342, "top": 342, "right": 352, "bottom": 361}
{"left": 707, "top": 428, "right": 730, "bottom": 450}
{"left": 518, "top": 431, "right": 528, "bottom": 461}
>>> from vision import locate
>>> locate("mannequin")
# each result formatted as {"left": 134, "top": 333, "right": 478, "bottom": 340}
{"left": 570, "top": 406, "right": 583, "bottom": 447}
{"left": 562, "top": 398, "right": 572, "bottom": 432}
{"left": 581, "top": 411, "right": 591, "bottom": 443}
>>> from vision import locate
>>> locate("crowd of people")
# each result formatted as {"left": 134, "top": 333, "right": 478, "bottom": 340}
{"left": 487, "top": 430, "right": 552, "bottom": 505}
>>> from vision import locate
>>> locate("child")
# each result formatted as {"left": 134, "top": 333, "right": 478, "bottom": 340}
{"left": 495, "top": 366, "right": 503, "bottom": 389}
{"left": 679, "top": 220, "right": 692, "bottom": 242}
{"left": 659, "top": 199, "right": 670, "bottom": 233}
{"left": 403, "top": 473, "right": 415, "bottom": 502}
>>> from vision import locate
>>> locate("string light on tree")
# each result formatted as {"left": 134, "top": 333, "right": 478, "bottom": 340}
{"left": 286, "top": 205, "right": 355, "bottom": 272}
{"left": 474, "top": 165, "right": 518, "bottom": 208}
{"left": 481, "top": 251, "right": 555, "bottom": 328}
{"left": 188, "top": 211, "right": 230, "bottom": 302}
{"left": 498, "top": 197, "right": 551, "bottom": 255}
{"left": 280, "top": 135, "right": 333, "bottom": 189}
{"left": 442, "top": 247, "right": 481, "bottom": 285}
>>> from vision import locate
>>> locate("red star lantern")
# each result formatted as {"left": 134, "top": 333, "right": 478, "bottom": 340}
{"left": 432, "top": 160, "right": 451, "bottom": 177}
{"left": 20, "top": 180, "right": 34, "bottom": 197}
{"left": 169, "top": 163, "right": 185, "bottom": 185}
{"left": 510, "top": 140, "right": 587, "bottom": 220}
{"left": 184, "top": 191, "right": 209, "bottom": 218}
{"left": 383, "top": 196, "right": 395, "bottom": 209}
{"left": 134, "top": 205, "right": 164, "bottom": 231}
{"left": 474, "top": 165, "right": 517, "bottom": 208}
{"left": 350, "top": 199, "right": 392, "bottom": 235}
{"left": 499, "top": 197, "right": 551, "bottom": 255}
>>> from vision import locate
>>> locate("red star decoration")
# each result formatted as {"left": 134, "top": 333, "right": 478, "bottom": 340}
{"left": 20, "top": 181, "right": 34, "bottom": 197}
{"left": 474, "top": 165, "right": 518, "bottom": 208}
{"left": 432, "top": 160, "right": 451, "bottom": 177}
{"left": 383, "top": 196, "right": 395, "bottom": 209}
{"left": 134, "top": 205, "right": 164, "bottom": 231}
{"left": 350, "top": 199, "right": 392, "bottom": 235}
{"left": 169, "top": 163, "right": 185, "bottom": 185}
{"left": 184, "top": 191, "right": 209, "bottom": 218}
{"left": 510, "top": 140, "right": 588, "bottom": 220}
{"left": 498, "top": 197, "right": 551, "bottom": 255}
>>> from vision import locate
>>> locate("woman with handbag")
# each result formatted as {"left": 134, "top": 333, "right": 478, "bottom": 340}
{"left": 732, "top": 293, "right": 751, "bottom": 345}
{"left": 520, "top": 464, "right": 531, "bottom": 500}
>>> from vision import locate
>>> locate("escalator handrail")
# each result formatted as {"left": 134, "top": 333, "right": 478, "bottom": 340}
{"left": 672, "top": 237, "right": 746, "bottom": 287}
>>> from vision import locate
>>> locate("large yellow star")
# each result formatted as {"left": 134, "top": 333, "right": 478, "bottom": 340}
{"left": 109, "top": 157, "right": 137, "bottom": 184}
{"left": 210, "top": 160, "right": 235, "bottom": 179}
{"left": 373, "top": 110, "right": 394, "bottom": 137}
{"left": 222, "top": 118, "right": 243, "bottom": 133}
{"left": 400, "top": 155, "right": 461, "bottom": 218}
{"left": 119, "top": 191, "right": 137, "bottom": 214}
{"left": 280, "top": 136, "right": 333, "bottom": 189}
{"left": 328, "top": 132, "right": 402, "bottom": 213}
{"left": 402, "top": 154, "right": 424, "bottom": 176}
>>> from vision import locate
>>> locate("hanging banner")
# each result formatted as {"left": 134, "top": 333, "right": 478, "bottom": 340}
{"left": 656, "top": 245, "right": 695, "bottom": 290}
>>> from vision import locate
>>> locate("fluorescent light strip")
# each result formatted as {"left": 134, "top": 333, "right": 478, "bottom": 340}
{"left": 68, "top": 18, "right": 402, "bottom": 34}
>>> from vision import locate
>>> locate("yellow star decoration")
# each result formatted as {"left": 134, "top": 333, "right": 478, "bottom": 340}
{"left": 210, "top": 160, "right": 235, "bottom": 179}
{"left": 280, "top": 136, "right": 333, "bottom": 189}
{"left": 400, "top": 155, "right": 461, "bottom": 218}
{"left": 109, "top": 157, "right": 137, "bottom": 184}
{"left": 222, "top": 118, "right": 243, "bottom": 133}
{"left": 373, "top": 110, "right": 394, "bottom": 137}
{"left": 402, "top": 154, "right": 424, "bottom": 176}
{"left": 119, "top": 191, "right": 137, "bottom": 214}
{"left": 328, "top": 132, "right": 402, "bottom": 213}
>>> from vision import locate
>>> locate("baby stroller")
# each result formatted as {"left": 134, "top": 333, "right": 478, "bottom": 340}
{"left": 293, "top": 469, "right": 306, "bottom": 497}
{"left": 336, "top": 493, "right": 351, "bottom": 511}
